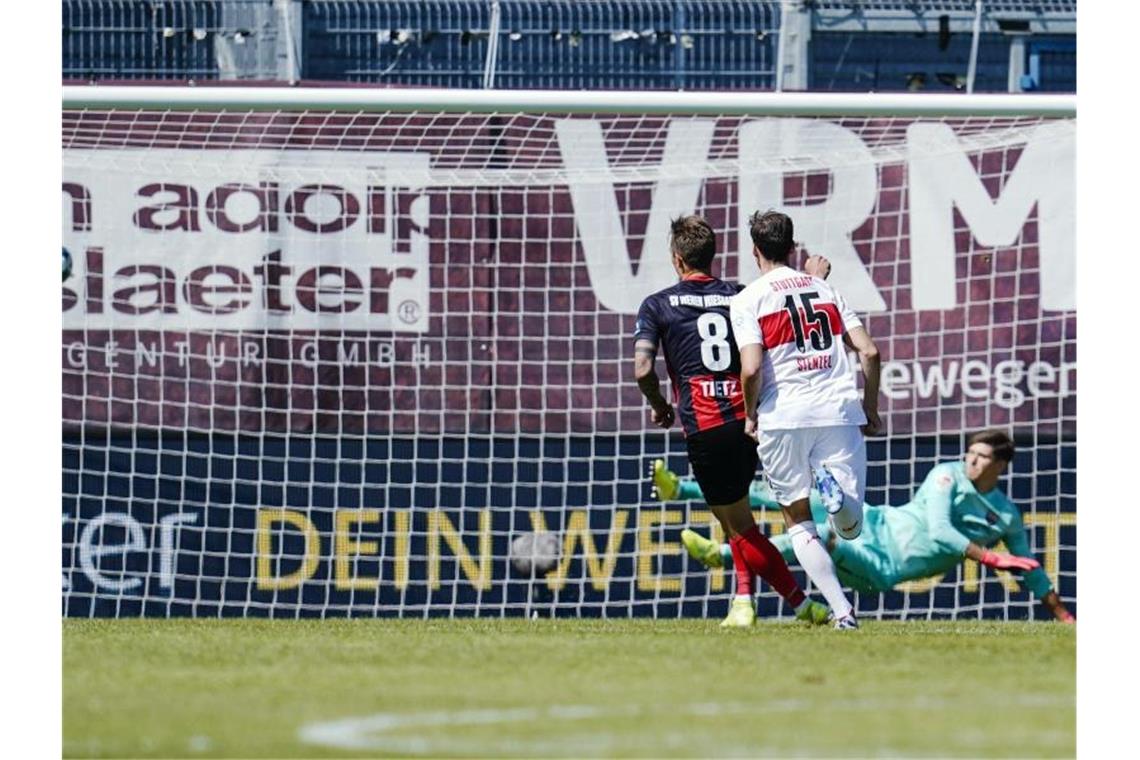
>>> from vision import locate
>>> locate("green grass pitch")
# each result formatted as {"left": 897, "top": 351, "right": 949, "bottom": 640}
{"left": 64, "top": 618, "right": 1074, "bottom": 758}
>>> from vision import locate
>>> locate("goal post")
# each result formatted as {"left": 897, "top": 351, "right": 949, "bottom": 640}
{"left": 62, "top": 85, "right": 1076, "bottom": 116}
{"left": 62, "top": 86, "right": 1076, "bottom": 620}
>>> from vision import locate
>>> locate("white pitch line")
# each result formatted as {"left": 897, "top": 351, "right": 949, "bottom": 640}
{"left": 299, "top": 695, "right": 1073, "bottom": 755}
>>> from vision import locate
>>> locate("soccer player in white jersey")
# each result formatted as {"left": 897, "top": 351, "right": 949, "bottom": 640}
{"left": 729, "top": 210, "right": 882, "bottom": 630}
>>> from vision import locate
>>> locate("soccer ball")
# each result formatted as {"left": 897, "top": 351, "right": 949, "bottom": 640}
{"left": 509, "top": 531, "right": 560, "bottom": 576}
{"left": 62, "top": 247, "right": 73, "bottom": 282}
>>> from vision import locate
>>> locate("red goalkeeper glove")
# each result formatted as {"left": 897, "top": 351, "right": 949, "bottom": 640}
{"left": 978, "top": 549, "right": 1040, "bottom": 572}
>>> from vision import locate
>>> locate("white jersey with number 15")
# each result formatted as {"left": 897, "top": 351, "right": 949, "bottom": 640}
{"left": 729, "top": 266, "right": 867, "bottom": 431}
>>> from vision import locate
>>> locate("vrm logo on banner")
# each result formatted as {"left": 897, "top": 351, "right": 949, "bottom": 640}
{"left": 556, "top": 118, "right": 1074, "bottom": 314}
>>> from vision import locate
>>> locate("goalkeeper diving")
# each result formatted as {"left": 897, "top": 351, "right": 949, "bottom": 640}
{"left": 656, "top": 429, "right": 1074, "bottom": 623}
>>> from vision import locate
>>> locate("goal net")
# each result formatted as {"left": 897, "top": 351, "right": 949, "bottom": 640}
{"left": 62, "top": 89, "right": 1076, "bottom": 620}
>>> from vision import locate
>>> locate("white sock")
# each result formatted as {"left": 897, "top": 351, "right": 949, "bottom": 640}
{"left": 787, "top": 521, "right": 853, "bottom": 619}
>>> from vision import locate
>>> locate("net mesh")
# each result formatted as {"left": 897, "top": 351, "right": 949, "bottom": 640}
{"left": 62, "top": 106, "right": 1076, "bottom": 619}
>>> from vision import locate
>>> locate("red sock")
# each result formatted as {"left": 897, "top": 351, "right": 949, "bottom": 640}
{"left": 730, "top": 526, "right": 807, "bottom": 609}
{"left": 728, "top": 540, "right": 755, "bottom": 597}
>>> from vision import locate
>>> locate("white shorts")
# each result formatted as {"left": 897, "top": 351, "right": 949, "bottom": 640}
{"left": 755, "top": 425, "right": 866, "bottom": 506}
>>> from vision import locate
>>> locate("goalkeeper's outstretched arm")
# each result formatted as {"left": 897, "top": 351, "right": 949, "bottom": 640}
{"left": 963, "top": 541, "right": 1072, "bottom": 622}
{"left": 999, "top": 511, "right": 1075, "bottom": 623}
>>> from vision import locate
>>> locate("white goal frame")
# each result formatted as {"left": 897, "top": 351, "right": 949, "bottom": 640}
{"left": 62, "top": 86, "right": 1076, "bottom": 621}
{"left": 64, "top": 86, "right": 1075, "bottom": 117}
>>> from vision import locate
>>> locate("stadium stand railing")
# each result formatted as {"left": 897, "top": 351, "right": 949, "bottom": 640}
{"left": 62, "top": 0, "right": 290, "bottom": 81}
{"left": 304, "top": 0, "right": 782, "bottom": 89}
{"left": 807, "top": 1, "right": 1076, "bottom": 93}
{"left": 62, "top": 1, "right": 1075, "bottom": 92}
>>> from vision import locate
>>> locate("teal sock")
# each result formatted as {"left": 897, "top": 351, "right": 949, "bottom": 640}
{"left": 720, "top": 544, "right": 733, "bottom": 567}
{"left": 678, "top": 480, "right": 705, "bottom": 500}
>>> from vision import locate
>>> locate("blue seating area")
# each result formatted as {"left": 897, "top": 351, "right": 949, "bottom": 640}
{"left": 304, "top": 0, "right": 780, "bottom": 89}
{"left": 810, "top": 31, "right": 1013, "bottom": 92}
{"left": 303, "top": 0, "right": 494, "bottom": 89}
{"left": 63, "top": 0, "right": 224, "bottom": 80}
{"left": 62, "top": 0, "right": 1076, "bottom": 91}
{"left": 1023, "top": 36, "right": 1077, "bottom": 92}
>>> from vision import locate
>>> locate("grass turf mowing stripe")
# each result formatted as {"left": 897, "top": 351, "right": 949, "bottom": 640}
{"left": 64, "top": 619, "right": 1075, "bottom": 758}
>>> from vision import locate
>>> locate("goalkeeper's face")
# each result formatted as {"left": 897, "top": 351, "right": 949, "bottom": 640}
{"left": 964, "top": 443, "right": 1006, "bottom": 484}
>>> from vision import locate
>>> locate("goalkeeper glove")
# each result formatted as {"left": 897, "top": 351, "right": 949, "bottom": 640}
{"left": 978, "top": 549, "right": 1040, "bottom": 572}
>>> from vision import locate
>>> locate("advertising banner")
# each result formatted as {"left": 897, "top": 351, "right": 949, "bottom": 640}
{"left": 62, "top": 113, "right": 1076, "bottom": 437}
{"left": 62, "top": 436, "right": 1075, "bottom": 619}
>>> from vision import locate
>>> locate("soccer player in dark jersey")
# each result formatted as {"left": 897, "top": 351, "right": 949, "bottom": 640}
{"left": 633, "top": 215, "right": 830, "bottom": 627}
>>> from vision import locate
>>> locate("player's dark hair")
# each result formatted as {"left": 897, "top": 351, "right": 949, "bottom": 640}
{"left": 968, "top": 429, "right": 1015, "bottom": 462}
{"left": 669, "top": 215, "right": 717, "bottom": 271}
{"left": 749, "top": 210, "right": 795, "bottom": 263}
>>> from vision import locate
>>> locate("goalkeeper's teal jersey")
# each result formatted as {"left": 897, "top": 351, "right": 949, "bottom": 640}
{"left": 884, "top": 462, "right": 1052, "bottom": 598}
{"left": 751, "top": 461, "right": 1052, "bottom": 597}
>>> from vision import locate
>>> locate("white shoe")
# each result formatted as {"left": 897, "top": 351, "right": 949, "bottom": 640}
{"left": 815, "top": 466, "right": 843, "bottom": 513}
{"left": 816, "top": 467, "right": 862, "bottom": 540}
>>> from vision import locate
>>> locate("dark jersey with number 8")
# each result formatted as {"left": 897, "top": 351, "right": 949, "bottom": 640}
{"left": 634, "top": 274, "right": 747, "bottom": 435}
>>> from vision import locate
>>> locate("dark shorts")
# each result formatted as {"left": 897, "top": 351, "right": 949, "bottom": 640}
{"left": 685, "top": 419, "right": 759, "bottom": 506}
